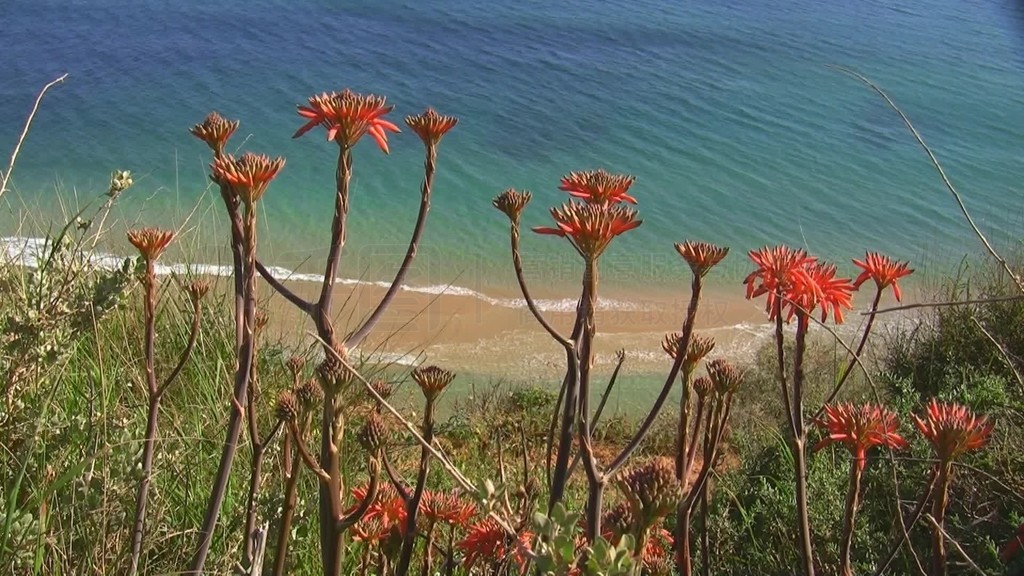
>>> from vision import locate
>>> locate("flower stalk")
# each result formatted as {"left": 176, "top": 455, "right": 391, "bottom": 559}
{"left": 125, "top": 229, "right": 202, "bottom": 576}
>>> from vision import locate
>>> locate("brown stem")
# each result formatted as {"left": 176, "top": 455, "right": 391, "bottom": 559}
{"left": 544, "top": 368, "right": 566, "bottom": 490}
{"left": 792, "top": 314, "right": 816, "bottom": 576}
{"left": 128, "top": 396, "right": 160, "bottom": 576}
{"left": 346, "top": 143, "right": 437, "bottom": 349}
{"left": 577, "top": 259, "right": 604, "bottom": 541}
{"left": 397, "top": 397, "right": 436, "bottom": 575}
{"left": 242, "top": 444, "right": 264, "bottom": 564}
{"left": 931, "top": 464, "right": 952, "bottom": 576}
{"left": 421, "top": 523, "right": 436, "bottom": 576}
{"left": 255, "top": 259, "right": 312, "bottom": 313}
{"left": 337, "top": 457, "right": 381, "bottom": 531}
{"left": 383, "top": 451, "right": 411, "bottom": 502}
{"left": 608, "top": 274, "right": 703, "bottom": 476}
{"left": 566, "top": 350, "right": 626, "bottom": 481}
{"left": 319, "top": 144, "right": 352, "bottom": 316}
{"left": 699, "top": 479, "right": 710, "bottom": 576}
{"left": 189, "top": 186, "right": 255, "bottom": 575}
{"left": 314, "top": 143, "right": 353, "bottom": 576}
{"left": 591, "top": 349, "right": 626, "bottom": 429}
{"left": 289, "top": 420, "right": 331, "bottom": 482}
{"left": 775, "top": 307, "right": 797, "bottom": 437}
{"left": 675, "top": 376, "right": 694, "bottom": 481}
{"left": 682, "top": 391, "right": 705, "bottom": 482}
{"left": 840, "top": 460, "right": 863, "bottom": 576}
{"left": 814, "top": 289, "right": 883, "bottom": 421}
{"left": 157, "top": 294, "right": 201, "bottom": 398}
{"left": 242, "top": 276, "right": 265, "bottom": 564}
{"left": 508, "top": 217, "right": 570, "bottom": 347}
{"left": 127, "top": 263, "right": 158, "bottom": 576}
{"left": 677, "top": 395, "right": 721, "bottom": 576}
{"left": 272, "top": 433, "right": 299, "bottom": 576}
{"left": 547, "top": 339, "right": 580, "bottom": 510}
{"left": 677, "top": 504, "right": 694, "bottom": 576}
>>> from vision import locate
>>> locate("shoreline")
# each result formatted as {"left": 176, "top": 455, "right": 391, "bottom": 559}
{"left": 2, "top": 232, "right": 925, "bottom": 383}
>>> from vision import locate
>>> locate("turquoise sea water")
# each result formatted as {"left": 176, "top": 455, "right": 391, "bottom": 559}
{"left": 3, "top": 0, "right": 1024, "bottom": 294}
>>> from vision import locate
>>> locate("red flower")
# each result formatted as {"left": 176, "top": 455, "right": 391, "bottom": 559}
{"left": 210, "top": 152, "right": 286, "bottom": 205}
{"left": 420, "top": 490, "right": 476, "bottom": 527}
{"left": 742, "top": 246, "right": 816, "bottom": 320}
{"left": 852, "top": 252, "right": 914, "bottom": 301}
{"left": 126, "top": 228, "right": 175, "bottom": 263}
{"left": 533, "top": 202, "right": 641, "bottom": 260}
{"left": 293, "top": 89, "right": 400, "bottom": 153}
{"left": 405, "top": 107, "right": 458, "bottom": 147}
{"left": 912, "top": 399, "right": 994, "bottom": 463}
{"left": 457, "top": 519, "right": 532, "bottom": 572}
{"left": 558, "top": 169, "right": 637, "bottom": 205}
{"left": 350, "top": 484, "right": 408, "bottom": 536}
{"left": 814, "top": 403, "right": 908, "bottom": 470}
{"left": 787, "top": 262, "right": 856, "bottom": 323}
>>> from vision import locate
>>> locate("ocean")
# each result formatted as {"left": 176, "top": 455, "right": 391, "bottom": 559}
{"left": 3, "top": 0, "right": 1024, "bottom": 297}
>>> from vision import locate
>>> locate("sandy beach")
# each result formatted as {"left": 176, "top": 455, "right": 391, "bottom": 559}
{"left": 255, "top": 273, "right": 888, "bottom": 382}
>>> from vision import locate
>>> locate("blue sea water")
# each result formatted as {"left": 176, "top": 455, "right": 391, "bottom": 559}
{"left": 3, "top": 0, "right": 1024, "bottom": 293}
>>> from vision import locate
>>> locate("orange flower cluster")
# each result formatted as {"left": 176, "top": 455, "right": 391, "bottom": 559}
{"left": 675, "top": 240, "right": 729, "bottom": 277}
{"left": 350, "top": 485, "right": 408, "bottom": 542}
{"left": 350, "top": 486, "right": 477, "bottom": 545}
{"left": 559, "top": 169, "right": 637, "bottom": 205}
{"left": 853, "top": 252, "right": 914, "bottom": 301}
{"left": 743, "top": 246, "right": 855, "bottom": 323}
{"left": 126, "top": 228, "right": 175, "bottom": 263}
{"left": 913, "top": 399, "right": 994, "bottom": 463}
{"left": 420, "top": 489, "right": 476, "bottom": 527}
{"left": 405, "top": 107, "right": 458, "bottom": 147}
{"left": 815, "top": 400, "right": 995, "bottom": 468}
{"left": 534, "top": 202, "right": 642, "bottom": 260}
{"left": 814, "top": 403, "right": 908, "bottom": 470}
{"left": 294, "top": 89, "right": 400, "bottom": 153}
{"left": 189, "top": 112, "right": 238, "bottom": 155}
{"left": 210, "top": 152, "right": 285, "bottom": 206}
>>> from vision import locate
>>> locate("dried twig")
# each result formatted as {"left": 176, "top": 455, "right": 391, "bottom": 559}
{"left": 1, "top": 73, "right": 69, "bottom": 201}
{"left": 866, "top": 295, "right": 1024, "bottom": 316}
{"left": 315, "top": 332, "right": 520, "bottom": 536}
{"left": 831, "top": 65, "right": 1024, "bottom": 295}
{"left": 971, "top": 316, "right": 1024, "bottom": 393}
{"left": 921, "top": 514, "right": 987, "bottom": 576}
